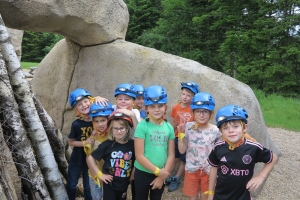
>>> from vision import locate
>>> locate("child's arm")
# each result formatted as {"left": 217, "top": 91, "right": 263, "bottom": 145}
{"left": 177, "top": 122, "right": 187, "bottom": 154}
{"left": 116, "top": 109, "right": 139, "bottom": 129}
{"left": 246, "top": 153, "right": 278, "bottom": 192}
{"left": 135, "top": 138, "right": 170, "bottom": 180}
{"left": 68, "top": 137, "right": 94, "bottom": 147}
{"left": 86, "top": 155, "right": 113, "bottom": 184}
{"left": 207, "top": 166, "right": 218, "bottom": 200}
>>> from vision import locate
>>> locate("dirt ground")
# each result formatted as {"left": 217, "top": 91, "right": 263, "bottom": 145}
{"left": 76, "top": 127, "right": 300, "bottom": 200}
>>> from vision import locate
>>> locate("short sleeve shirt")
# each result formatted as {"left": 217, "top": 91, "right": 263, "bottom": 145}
{"left": 91, "top": 140, "right": 135, "bottom": 191}
{"left": 208, "top": 139, "right": 273, "bottom": 200}
{"left": 68, "top": 119, "right": 93, "bottom": 166}
{"left": 185, "top": 122, "right": 221, "bottom": 173}
{"left": 134, "top": 120, "right": 175, "bottom": 173}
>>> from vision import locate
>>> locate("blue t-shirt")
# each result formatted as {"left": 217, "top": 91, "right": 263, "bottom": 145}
{"left": 140, "top": 110, "right": 147, "bottom": 119}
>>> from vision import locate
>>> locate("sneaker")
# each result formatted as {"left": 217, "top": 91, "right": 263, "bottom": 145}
{"left": 168, "top": 176, "right": 179, "bottom": 192}
{"left": 164, "top": 176, "right": 172, "bottom": 185}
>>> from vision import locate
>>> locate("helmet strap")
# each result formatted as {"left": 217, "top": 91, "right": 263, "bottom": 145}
{"left": 74, "top": 108, "right": 90, "bottom": 120}
{"left": 92, "top": 122, "right": 108, "bottom": 138}
{"left": 222, "top": 121, "right": 246, "bottom": 150}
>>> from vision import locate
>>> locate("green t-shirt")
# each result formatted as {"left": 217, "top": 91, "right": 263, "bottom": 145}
{"left": 134, "top": 119, "right": 175, "bottom": 173}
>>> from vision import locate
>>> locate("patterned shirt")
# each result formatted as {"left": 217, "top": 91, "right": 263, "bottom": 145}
{"left": 185, "top": 122, "right": 221, "bottom": 173}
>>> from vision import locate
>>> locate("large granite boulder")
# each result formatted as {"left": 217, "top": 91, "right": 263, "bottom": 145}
{"left": 31, "top": 38, "right": 280, "bottom": 159}
{"left": 0, "top": 0, "right": 129, "bottom": 46}
{"left": 6, "top": 27, "right": 23, "bottom": 61}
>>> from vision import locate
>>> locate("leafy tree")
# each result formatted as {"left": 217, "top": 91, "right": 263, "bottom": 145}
{"left": 22, "top": 31, "right": 64, "bottom": 62}
{"left": 125, "top": 0, "right": 162, "bottom": 43}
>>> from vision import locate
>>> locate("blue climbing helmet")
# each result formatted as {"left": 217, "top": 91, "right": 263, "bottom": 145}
{"left": 181, "top": 81, "right": 200, "bottom": 95}
{"left": 190, "top": 92, "right": 215, "bottom": 111}
{"left": 114, "top": 83, "right": 136, "bottom": 99}
{"left": 144, "top": 85, "right": 168, "bottom": 106}
{"left": 69, "top": 88, "right": 91, "bottom": 108}
{"left": 89, "top": 102, "right": 114, "bottom": 118}
{"left": 133, "top": 84, "right": 145, "bottom": 97}
{"left": 215, "top": 104, "right": 248, "bottom": 128}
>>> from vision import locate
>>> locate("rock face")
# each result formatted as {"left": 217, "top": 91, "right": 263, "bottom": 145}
{"left": 31, "top": 39, "right": 280, "bottom": 159}
{"left": 0, "top": 0, "right": 129, "bottom": 46}
{"left": 6, "top": 28, "right": 23, "bottom": 61}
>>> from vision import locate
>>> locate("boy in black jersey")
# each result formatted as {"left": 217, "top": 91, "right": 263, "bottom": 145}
{"left": 207, "top": 104, "right": 277, "bottom": 200}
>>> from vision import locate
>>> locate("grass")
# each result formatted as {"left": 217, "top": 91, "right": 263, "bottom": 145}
{"left": 20, "top": 62, "right": 39, "bottom": 69}
{"left": 254, "top": 89, "right": 300, "bottom": 132}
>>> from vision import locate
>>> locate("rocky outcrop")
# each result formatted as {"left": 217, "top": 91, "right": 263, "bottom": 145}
{"left": 31, "top": 39, "right": 280, "bottom": 159}
{"left": 0, "top": 0, "right": 129, "bottom": 46}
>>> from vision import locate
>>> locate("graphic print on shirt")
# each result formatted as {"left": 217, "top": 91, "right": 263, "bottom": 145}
{"left": 174, "top": 111, "right": 193, "bottom": 127}
{"left": 81, "top": 126, "right": 93, "bottom": 141}
{"left": 110, "top": 151, "right": 133, "bottom": 177}
{"left": 149, "top": 130, "right": 168, "bottom": 146}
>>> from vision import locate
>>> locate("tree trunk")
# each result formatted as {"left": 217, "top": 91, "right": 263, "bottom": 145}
{"left": 32, "top": 95, "right": 68, "bottom": 180}
{"left": 0, "top": 15, "right": 68, "bottom": 199}
{"left": 0, "top": 54, "right": 50, "bottom": 199}
{"left": 0, "top": 125, "right": 18, "bottom": 200}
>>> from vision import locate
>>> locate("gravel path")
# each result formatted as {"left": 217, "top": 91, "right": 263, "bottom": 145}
{"left": 255, "top": 127, "right": 300, "bottom": 200}
{"left": 76, "top": 127, "right": 299, "bottom": 200}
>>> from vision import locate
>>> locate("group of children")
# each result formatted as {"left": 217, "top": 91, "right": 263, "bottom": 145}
{"left": 65, "top": 82, "right": 277, "bottom": 200}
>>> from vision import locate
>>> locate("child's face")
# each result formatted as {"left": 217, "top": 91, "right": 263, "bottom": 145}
{"left": 116, "top": 94, "right": 133, "bottom": 109}
{"left": 220, "top": 121, "right": 248, "bottom": 143}
{"left": 111, "top": 120, "right": 127, "bottom": 140}
{"left": 193, "top": 109, "right": 211, "bottom": 125}
{"left": 75, "top": 97, "right": 91, "bottom": 115}
{"left": 181, "top": 89, "right": 193, "bottom": 104}
{"left": 146, "top": 104, "right": 166, "bottom": 120}
{"left": 93, "top": 116, "right": 108, "bottom": 132}
{"left": 134, "top": 96, "right": 144, "bottom": 109}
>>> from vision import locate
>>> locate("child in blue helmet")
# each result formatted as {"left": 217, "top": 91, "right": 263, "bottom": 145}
{"left": 178, "top": 92, "right": 221, "bottom": 200}
{"left": 134, "top": 85, "right": 175, "bottom": 200}
{"left": 168, "top": 81, "right": 200, "bottom": 192}
{"left": 207, "top": 105, "right": 277, "bottom": 200}
{"left": 87, "top": 112, "right": 135, "bottom": 200}
{"left": 133, "top": 84, "right": 147, "bottom": 119}
{"left": 113, "top": 83, "right": 141, "bottom": 130}
{"left": 85, "top": 102, "right": 114, "bottom": 200}
{"left": 66, "top": 88, "right": 108, "bottom": 200}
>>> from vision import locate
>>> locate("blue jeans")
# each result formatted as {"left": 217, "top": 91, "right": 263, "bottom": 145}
{"left": 66, "top": 162, "right": 92, "bottom": 200}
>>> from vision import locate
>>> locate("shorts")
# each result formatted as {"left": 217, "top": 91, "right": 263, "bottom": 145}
{"left": 175, "top": 137, "right": 186, "bottom": 162}
{"left": 182, "top": 169, "right": 209, "bottom": 197}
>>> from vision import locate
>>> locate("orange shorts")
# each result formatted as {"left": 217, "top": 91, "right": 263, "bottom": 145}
{"left": 182, "top": 169, "right": 209, "bottom": 197}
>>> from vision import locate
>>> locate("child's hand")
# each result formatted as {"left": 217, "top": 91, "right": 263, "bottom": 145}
{"left": 116, "top": 109, "right": 134, "bottom": 118}
{"left": 246, "top": 175, "right": 265, "bottom": 192}
{"left": 130, "top": 168, "right": 135, "bottom": 181}
{"left": 85, "top": 137, "right": 95, "bottom": 146}
{"left": 94, "top": 96, "right": 108, "bottom": 106}
{"left": 100, "top": 174, "right": 113, "bottom": 184}
{"left": 91, "top": 130, "right": 97, "bottom": 137}
{"left": 158, "top": 168, "right": 170, "bottom": 180}
{"left": 177, "top": 123, "right": 186, "bottom": 133}
{"left": 150, "top": 177, "right": 164, "bottom": 190}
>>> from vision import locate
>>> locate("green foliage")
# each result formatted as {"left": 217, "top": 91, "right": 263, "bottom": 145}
{"left": 22, "top": 31, "right": 64, "bottom": 62}
{"left": 254, "top": 89, "right": 300, "bottom": 132}
{"left": 125, "top": 0, "right": 162, "bottom": 43}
